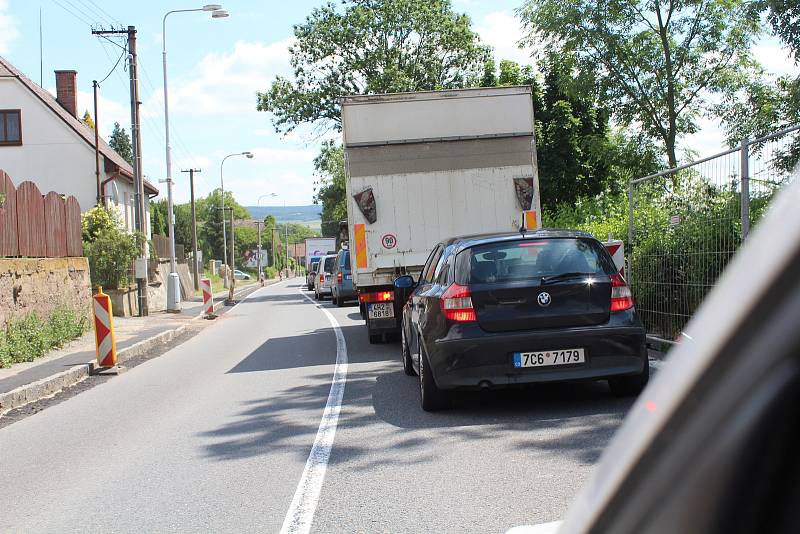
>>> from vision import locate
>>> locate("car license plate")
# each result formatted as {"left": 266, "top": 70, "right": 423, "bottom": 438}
{"left": 368, "top": 302, "right": 394, "bottom": 319}
{"left": 513, "top": 348, "right": 585, "bottom": 368}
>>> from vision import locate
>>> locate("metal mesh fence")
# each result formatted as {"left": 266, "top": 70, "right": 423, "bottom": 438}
{"left": 629, "top": 124, "right": 799, "bottom": 343}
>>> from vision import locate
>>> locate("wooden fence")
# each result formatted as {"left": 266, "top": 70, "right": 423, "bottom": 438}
{"left": 0, "top": 170, "right": 82, "bottom": 258}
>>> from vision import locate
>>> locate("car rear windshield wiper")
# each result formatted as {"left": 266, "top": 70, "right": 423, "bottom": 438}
{"left": 540, "top": 272, "right": 597, "bottom": 285}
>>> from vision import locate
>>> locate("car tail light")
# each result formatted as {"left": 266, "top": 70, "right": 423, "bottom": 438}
{"left": 440, "top": 283, "right": 476, "bottom": 322}
{"left": 360, "top": 291, "right": 394, "bottom": 303}
{"left": 320, "top": 273, "right": 324, "bottom": 283}
{"left": 337, "top": 271, "right": 343, "bottom": 283}
{"left": 610, "top": 273, "right": 634, "bottom": 311}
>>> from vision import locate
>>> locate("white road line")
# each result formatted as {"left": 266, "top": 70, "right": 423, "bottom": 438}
{"left": 280, "top": 289, "right": 348, "bottom": 534}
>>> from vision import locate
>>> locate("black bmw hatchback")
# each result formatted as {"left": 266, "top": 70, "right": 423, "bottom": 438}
{"left": 395, "top": 230, "right": 649, "bottom": 411}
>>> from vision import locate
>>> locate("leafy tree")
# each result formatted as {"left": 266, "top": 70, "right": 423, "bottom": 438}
{"left": 313, "top": 141, "right": 347, "bottom": 237}
{"left": 518, "top": 0, "right": 762, "bottom": 168}
{"left": 716, "top": 1, "right": 800, "bottom": 168}
{"left": 81, "top": 206, "right": 144, "bottom": 289}
{"left": 149, "top": 200, "right": 168, "bottom": 236}
{"left": 82, "top": 110, "right": 94, "bottom": 130}
{"left": 198, "top": 188, "right": 249, "bottom": 262}
{"left": 257, "top": 0, "right": 489, "bottom": 135}
{"left": 108, "top": 122, "right": 133, "bottom": 166}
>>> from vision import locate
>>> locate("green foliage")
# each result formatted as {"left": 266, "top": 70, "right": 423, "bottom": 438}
{"left": 257, "top": 0, "right": 489, "bottom": 134}
{"left": 108, "top": 122, "right": 133, "bottom": 166}
{"left": 82, "top": 206, "right": 143, "bottom": 289}
{"left": 150, "top": 200, "right": 168, "bottom": 236}
{"left": 313, "top": 140, "right": 348, "bottom": 237}
{"left": 197, "top": 188, "right": 249, "bottom": 262}
{"left": 0, "top": 307, "right": 88, "bottom": 368}
{"left": 518, "top": 0, "right": 762, "bottom": 167}
{"left": 717, "top": 1, "right": 800, "bottom": 169}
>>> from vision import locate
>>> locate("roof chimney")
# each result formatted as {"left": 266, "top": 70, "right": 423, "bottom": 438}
{"left": 54, "top": 70, "right": 78, "bottom": 118}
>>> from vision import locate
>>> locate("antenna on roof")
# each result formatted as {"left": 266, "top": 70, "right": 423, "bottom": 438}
{"left": 39, "top": 7, "right": 43, "bottom": 86}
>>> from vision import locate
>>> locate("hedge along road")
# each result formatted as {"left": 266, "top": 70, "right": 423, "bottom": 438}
{"left": 0, "top": 279, "right": 638, "bottom": 532}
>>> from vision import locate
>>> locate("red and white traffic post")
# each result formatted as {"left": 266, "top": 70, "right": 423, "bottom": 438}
{"left": 92, "top": 286, "right": 117, "bottom": 369}
{"left": 604, "top": 239, "right": 626, "bottom": 279}
{"left": 200, "top": 278, "right": 215, "bottom": 318}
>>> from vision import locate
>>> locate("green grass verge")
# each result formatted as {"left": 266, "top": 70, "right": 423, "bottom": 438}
{"left": 0, "top": 307, "right": 90, "bottom": 368}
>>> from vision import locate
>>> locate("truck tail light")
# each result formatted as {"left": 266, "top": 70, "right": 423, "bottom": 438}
{"left": 360, "top": 291, "right": 394, "bottom": 303}
{"left": 440, "top": 283, "right": 476, "bottom": 322}
{"left": 610, "top": 273, "right": 634, "bottom": 311}
{"left": 337, "top": 271, "right": 343, "bottom": 283}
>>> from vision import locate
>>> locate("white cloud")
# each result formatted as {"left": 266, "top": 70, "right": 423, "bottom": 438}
{"left": 0, "top": 0, "right": 19, "bottom": 54}
{"left": 250, "top": 147, "right": 315, "bottom": 163}
{"left": 145, "top": 38, "right": 295, "bottom": 116}
{"left": 75, "top": 90, "right": 130, "bottom": 140}
{"left": 752, "top": 41, "right": 798, "bottom": 78}
{"left": 474, "top": 11, "right": 536, "bottom": 66}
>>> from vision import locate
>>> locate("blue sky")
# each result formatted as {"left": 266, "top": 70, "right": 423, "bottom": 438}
{"left": 1, "top": 0, "right": 796, "bottom": 206}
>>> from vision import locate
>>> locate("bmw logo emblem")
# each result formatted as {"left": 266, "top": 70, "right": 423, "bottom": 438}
{"left": 537, "top": 292, "right": 551, "bottom": 307}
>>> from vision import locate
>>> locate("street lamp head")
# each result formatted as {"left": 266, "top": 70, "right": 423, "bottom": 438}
{"left": 212, "top": 9, "right": 229, "bottom": 18}
{"left": 246, "top": 153, "right": 254, "bottom": 159}
{"left": 242, "top": 151, "right": 254, "bottom": 158}
{"left": 202, "top": 4, "right": 222, "bottom": 11}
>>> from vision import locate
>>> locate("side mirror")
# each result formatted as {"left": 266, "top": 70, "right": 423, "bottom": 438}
{"left": 394, "top": 275, "right": 415, "bottom": 289}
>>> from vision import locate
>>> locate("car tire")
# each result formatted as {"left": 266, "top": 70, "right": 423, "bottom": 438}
{"left": 419, "top": 343, "right": 449, "bottom": 411}
{"left": 609, "top": 359, "right": 650, "bottom": 397}
{"left": 401, "top": 327, "right": 415, "bottom": 376}
{"left": 368, "top": 332, "right": 382, "bottom": 344}
{"left": 314, "top": 289, "right": 320, "bottom": 301}
{"left": 336, "top": 294, "right": 345, "bottom": 307}
{"left": 331, "top": 292, "right": 338, "bottom": 305}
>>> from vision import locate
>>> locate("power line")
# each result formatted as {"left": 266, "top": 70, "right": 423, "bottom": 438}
{"left": 97, "top": 42, "right": 127, "bottom": 84}
{"left": 50, "top": 0, "right": 92, "bottom": 27}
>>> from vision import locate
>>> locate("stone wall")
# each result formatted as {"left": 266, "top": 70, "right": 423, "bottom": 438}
{"left": 0, "top": 257, "right": 92, "bottom": 328}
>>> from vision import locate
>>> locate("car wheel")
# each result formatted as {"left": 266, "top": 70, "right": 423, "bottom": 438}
{"left": 608, "top": 358, "right": 650, "bottom": 397}
{"left": 419, "top": 342, "right": 449, "bottom": 411}
{"left": 336, "top": 293, "right": 345, "bottom": 307}
{"left": 314, "top": 289, "right": 320, "bottom": 301}
{"left": 331, "top": 292, "right": 338, "bottom": 305}
{"left": 401, "top": 327, "right": 415, "bottom": 376}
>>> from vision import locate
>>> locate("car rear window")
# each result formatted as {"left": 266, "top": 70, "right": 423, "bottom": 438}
{"left": 324, "top": 256, "right": 336, "bottom": 272}
{"left": 311, "top": 261, "right": 319, "bottom": 271}
{"left": 339, "top": 250, "right": 350, "bottom": 270}
{"left": 455, "top": 238, "right": 615, "bottom": 285}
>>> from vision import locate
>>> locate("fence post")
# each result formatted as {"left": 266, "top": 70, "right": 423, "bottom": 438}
{"left": 627, "top": 180, "right": 634, "bottom": 283}
{"left": 740, "top": 138, "right": 750, "bottom": 240}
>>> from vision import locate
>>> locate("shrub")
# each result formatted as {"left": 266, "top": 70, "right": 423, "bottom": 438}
{"left": 82, "top": 206, "right": 144, "bottom": 289}
{"left": 0, "top": 307, "right": 89, "bottom": 368}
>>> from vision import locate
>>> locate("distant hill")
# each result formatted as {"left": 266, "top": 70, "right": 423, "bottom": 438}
{"left": 246, "top": 205, "right": 321, "bottom": 225}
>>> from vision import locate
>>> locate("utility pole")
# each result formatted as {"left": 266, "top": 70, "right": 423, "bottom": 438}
{"left": 228, "top": 207, "right": 236, "bottom": 304}
{"left": 93, "top": 80, "right": 100, "bottom": 205}
{"left": 255, "top": 220, "right": 263, "bottom": 279}
{"left": 92, "top": 25, "right": 148, "bottom": 316}
{"left": 181, "top": 168, "right": 201, "bottom": 291}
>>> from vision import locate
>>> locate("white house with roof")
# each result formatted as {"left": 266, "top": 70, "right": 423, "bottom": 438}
{"left": 0, "top": 55, "right": 158, "bottom": 235}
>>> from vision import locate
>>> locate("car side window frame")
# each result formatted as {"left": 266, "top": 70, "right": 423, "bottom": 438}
{"left": 433, "top": 246, "right": 453, "bottom": 285}
{"left": 435, "top": 250, "right": 454, "bottom": 286}
{"left": 421, "top": 245, "right": 442, "bottom": 284}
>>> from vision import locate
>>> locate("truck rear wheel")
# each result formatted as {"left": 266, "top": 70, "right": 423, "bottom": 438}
{"left": 368, "top": 332, "right": 382, "bottom": 344}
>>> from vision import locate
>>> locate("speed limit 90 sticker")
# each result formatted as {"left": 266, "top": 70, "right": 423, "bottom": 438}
{"left": 381, "top": 234, "right": 397, "bottom": 249}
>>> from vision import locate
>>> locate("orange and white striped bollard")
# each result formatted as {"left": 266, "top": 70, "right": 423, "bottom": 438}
{"left": 200, "top": 278, "right": 214, "bottom": 318}
{"left": 93, "top": 286, "right": 117, "bottom": 368}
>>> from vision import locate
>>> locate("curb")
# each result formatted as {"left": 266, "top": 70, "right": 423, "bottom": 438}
{"left": 0, "top": 283, "right": 264, "bottom": 417}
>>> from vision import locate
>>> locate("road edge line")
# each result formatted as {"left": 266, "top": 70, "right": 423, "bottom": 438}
{"left": 280, "top": 288, "right": 349, "bottom": 534}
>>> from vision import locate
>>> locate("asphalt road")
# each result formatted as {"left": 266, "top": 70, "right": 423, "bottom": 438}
{"left": 1, "top": 279, "right": 638, "bottom": 533}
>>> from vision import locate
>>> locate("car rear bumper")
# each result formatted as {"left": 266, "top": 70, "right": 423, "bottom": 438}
{"left": 427, "top": 321, "right": 646, "bottom": 390}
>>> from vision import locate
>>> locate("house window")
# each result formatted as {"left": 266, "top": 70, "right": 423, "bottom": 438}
{"left": 0, "top": 110, "right": 22, "bottom": 146}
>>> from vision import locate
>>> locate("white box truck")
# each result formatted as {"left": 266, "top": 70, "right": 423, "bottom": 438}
{"left": 342, "top": 86, "right": 542, "bottom": 342}
{"left": 305, "top": 237, "right": 337, "bottom": 271}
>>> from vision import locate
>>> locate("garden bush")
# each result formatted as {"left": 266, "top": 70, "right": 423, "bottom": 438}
{"left": 82, "top": 206, "right": 144, "bottom": 289}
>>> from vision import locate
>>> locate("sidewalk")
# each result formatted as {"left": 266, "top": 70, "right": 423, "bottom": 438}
{"left": 0, "top": 280, "right": 267, "bottom": 415}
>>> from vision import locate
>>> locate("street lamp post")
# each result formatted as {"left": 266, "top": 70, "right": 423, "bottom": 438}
{"left": 162, "top": 4, "right": 228, "bottom": 312}
{"left": 220, "top": 151, "right": 254, "bottom": 287}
